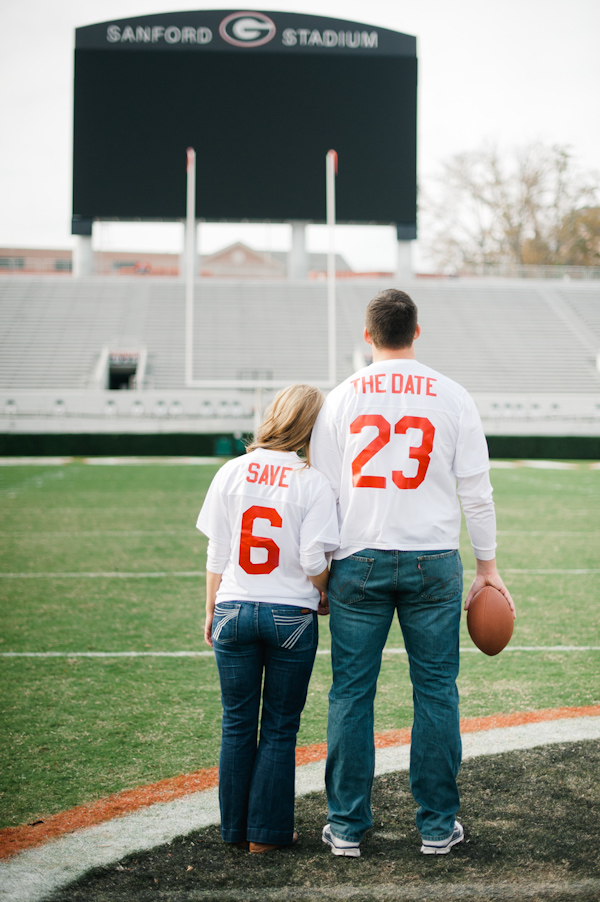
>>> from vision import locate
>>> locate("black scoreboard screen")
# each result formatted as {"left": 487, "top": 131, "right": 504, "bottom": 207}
{"left": 72, "top": 10, "right": 417, "bottom": 231}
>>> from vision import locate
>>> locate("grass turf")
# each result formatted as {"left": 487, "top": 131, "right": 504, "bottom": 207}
{"left": 46, "top": 740, "right": 600, "bottom": 902}
{"left": 0, "top": 461, "right": 599, "bottom": 829}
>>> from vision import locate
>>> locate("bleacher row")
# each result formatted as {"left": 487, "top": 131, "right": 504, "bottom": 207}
{"left": 0, "top": 276, "right": 599, "bottom": 434}
{"left": 2, "top": 396, "right": 252, "bottom": 420}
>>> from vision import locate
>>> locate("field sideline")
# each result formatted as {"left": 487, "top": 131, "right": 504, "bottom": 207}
{"left": 2, "top": 708, "right": 600, "bottom": 902}
{"left": 1, "top": 457, "right": 599, "bottom": 893}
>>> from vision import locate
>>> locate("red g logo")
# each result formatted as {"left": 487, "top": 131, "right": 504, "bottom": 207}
{"left": 219, "top": 12, "right": 276, "bottom": 47}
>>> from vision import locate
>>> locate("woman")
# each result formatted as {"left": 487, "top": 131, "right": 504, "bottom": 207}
{"left": 197, "top": 384, "right": 339, "bottom": 853}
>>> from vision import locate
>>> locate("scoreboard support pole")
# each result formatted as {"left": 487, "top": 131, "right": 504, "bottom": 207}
{"left": 395, "top": 238, "right": 413, "bottom": 284}
{"left": 394, "top": 222, "right": 414, "bottom": 284}
{"left": 185, "top": 148, "right": 196, "bottom": 387}
{"left": 288, "top": 220, "right": 309, "bottom": 280}
{"left": 73, "top": 235, "right": 94, "bottom": 278}
{"left": 326, "top": 150, "right": 338, "bottom": 386}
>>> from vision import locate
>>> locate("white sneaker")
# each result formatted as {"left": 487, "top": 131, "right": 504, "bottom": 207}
{"left": 322, "top": 824, "right": 361, "bottom": 857}
{"left": 420, "top": 820, "right": 464, "bottom": 855}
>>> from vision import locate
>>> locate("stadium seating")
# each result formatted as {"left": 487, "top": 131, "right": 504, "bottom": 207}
{"left": 0, "top": 276, "right": 599, "bottom": 435}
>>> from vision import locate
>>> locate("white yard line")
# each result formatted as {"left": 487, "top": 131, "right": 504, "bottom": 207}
{"left": 84, "top": 457, "right": 222, "bottom": 465}
{"left": 506, "top": 568, "right": 600, "bottom": 574}
{"left": 495, "top": 460, "right": 581, "bottom": 470}
{"left": 1, "top": 715, "right": 599, "bottom": 902}
{"left": 382, "top": 645, "right": 600, "bottom": 653}
{"left": 3, "top": 529, "right": 596, "bottom": 538}
{"left": 0, "top": 530, "right": 193, "bottom": 537}
{"left": 0, "top": 571, "right": 204, "bottom": 579}
{"left": 490, "top": 460, "right": 598, "bottom": 470}
{"left": 1, "top": 651, "right": 217, "bottom": 658}
{"left": 463, "top": 568, "right": 600, "bottom": 575}
{"left": 2, "top": 646, "right": 599, "bottom": 659}
{"left": 0, "top": 457, "right": 221, "bottom": 466}
{"left": 0, "top": 458, "right": 73, "bottom": 466}
{"left": 496, "top": 530, "right": 600, "bottom": 536}
{"left": 2, "top": 568, "right": 599, "bottom": 580}
{"left": 0, "top": 457, "right": 598, "bottom": 469}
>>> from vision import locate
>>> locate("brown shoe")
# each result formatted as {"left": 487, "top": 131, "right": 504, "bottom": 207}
{"left": 249, "top": 832, "right": 298, "bottom": 854}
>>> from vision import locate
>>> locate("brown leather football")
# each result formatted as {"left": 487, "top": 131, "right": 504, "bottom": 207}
{"left": 467, "top": 586, "right": 514, "bottom": 656}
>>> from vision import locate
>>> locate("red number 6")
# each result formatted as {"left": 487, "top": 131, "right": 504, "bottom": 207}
{"left": 239, "top": 505, "right": 282, "bottom": 574}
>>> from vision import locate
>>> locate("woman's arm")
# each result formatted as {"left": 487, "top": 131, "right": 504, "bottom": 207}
{"left": 308, "top": 566, "right": 329, "bottom": 594}
{"left": 308, "top": 566, "right": 330, "bottom": 615}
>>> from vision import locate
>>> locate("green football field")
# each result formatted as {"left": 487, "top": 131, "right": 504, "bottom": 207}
{"left": 1, "top": 459, "right": 599, "bottom": 830}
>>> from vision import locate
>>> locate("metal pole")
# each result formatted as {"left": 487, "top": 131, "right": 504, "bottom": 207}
{"left": 253, "top": 387, "right": 262, "bottom": 440}
{"left": 326, "top": 150, "right": 337, "bottom": 386}
{"left": 185, "top": 147, "right": 196, "bottom": 386}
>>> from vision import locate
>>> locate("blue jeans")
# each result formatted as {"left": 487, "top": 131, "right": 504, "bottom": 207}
{"left": 325, "top": 549, "right": 463, "bottom": 843}
{"left": 212, "top": 601, "right": 318, "bottom": 845}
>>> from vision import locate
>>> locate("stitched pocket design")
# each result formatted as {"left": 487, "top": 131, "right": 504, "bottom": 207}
{"left": 272, "top": 610, "right": 315, "bottom": 650}
{"left": 212, "top": 604, "right": 240, "bottom": 644}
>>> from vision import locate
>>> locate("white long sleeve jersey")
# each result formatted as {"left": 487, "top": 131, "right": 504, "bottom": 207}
{"left": 310, "top": 359, "right": 496, "bottom": 561}
{"left": 196, "top": 449, "right": 340, "bottom": 609}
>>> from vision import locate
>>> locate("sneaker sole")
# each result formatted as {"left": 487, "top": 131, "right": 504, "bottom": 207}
{"left": 420, "top": 827, "right": 464, "bottom": 855}
{"left": 322, "top": 830, "right": 361, "bottom": 858}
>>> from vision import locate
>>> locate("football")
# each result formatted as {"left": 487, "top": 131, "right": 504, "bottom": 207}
{"left": 467, "top": 586, "right": 514, "bottom": 656}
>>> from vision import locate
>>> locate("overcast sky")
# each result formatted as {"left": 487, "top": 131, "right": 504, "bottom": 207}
{"left": 1, "top": 0, "right": 598, "bottom": 271}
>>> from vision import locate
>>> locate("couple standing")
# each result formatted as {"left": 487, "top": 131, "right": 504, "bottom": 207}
{"left": 197, "top": 288, "right": 514, "bottom": 857}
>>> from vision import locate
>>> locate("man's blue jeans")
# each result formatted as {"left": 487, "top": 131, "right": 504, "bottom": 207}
{"left": 325, "top": 548, "right": 463, "bottom": 843}
{"left": 212, "top": 601, "right": 318, "bottom": 845}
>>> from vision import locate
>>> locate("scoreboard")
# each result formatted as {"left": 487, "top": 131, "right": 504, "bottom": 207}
{"left": 72, "top": 10, "right": 417, "bottom": 234}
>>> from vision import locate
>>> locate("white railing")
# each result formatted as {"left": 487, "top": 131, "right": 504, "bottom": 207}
{"left": 459, "top": 263, "right": 600, "bottom": 281}
{"left": 0, "top": 389, "right": 272, "bottom": 436}
{"left": 1, "top": 390, "right": 600, "bottom": 437}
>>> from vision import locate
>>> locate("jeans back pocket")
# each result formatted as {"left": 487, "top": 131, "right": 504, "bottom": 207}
{"left": 328, "top": 555, "right": 375, "bottom": 605}
{"left": 212, "top": 603, "right": 241, "bottom": 644}
{"left": 271, "top": 607, "right": 316, "bottom": 651}
{"left": 418, "top": 550, "right": 462, "bottom": 602}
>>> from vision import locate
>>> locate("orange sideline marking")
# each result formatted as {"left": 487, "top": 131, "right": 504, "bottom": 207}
{"left": 1, "top": 705, "right": 598, "bottom": 860}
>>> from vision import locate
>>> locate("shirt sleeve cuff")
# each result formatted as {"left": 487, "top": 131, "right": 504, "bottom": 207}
{"left": 206, "top": 537, "right": 230, "bottom": 574}
{"left": 300, "top": 548, "right": 328, "bottom": 576}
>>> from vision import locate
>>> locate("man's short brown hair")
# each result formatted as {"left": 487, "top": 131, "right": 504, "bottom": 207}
{"left": 365, "top": 288, "right": 418, "bottom": 349}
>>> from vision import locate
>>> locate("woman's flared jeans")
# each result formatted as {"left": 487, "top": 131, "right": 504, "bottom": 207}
{"left": 212, "top": 601, "right": 318, "bottom": 845}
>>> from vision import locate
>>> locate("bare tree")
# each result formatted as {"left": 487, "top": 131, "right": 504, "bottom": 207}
{"left": 420, "top": 142, "right": 599, "bottom": 270}
{"left": 556, "top": 206, "right": 600, "bottom": 266}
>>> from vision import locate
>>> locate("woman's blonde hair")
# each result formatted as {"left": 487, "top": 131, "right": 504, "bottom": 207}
{"left": 246, "top": 383, "right": 324, "bottom": 467}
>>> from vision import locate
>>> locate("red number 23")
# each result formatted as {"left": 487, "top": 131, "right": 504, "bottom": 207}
{"left": 351, "top": 415, "right": 435, "bottom": 490}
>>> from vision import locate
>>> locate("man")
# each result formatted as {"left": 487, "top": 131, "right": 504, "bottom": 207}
{"left": 311, "top": 288, "right": 514, "bottom": 858}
